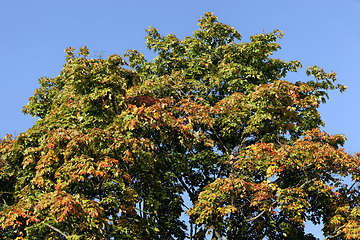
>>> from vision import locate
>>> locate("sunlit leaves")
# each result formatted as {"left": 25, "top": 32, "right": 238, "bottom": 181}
{"left": 0, "top": 12, "right": 355, "bottom": 240}
{"left": 189, "top": 129, "right": 360, "bottom": 239}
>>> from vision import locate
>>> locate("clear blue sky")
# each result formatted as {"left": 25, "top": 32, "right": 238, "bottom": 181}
{"left": 1, "top": 0, "right": 359, "bottom": 238}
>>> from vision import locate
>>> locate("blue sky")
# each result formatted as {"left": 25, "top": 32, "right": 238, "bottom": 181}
{"left": 1, "top": 0, "right": 359, "bottom": 238}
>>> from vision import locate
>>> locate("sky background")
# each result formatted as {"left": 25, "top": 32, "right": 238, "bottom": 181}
{"left": 1, "top": 0, "right": 359, "bottom": 238}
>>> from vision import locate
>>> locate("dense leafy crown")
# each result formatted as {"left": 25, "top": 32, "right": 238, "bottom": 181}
{"left": 1, "top": 12, "right": 358, "bottom": 240}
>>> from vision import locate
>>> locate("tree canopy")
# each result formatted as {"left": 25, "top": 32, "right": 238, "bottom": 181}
{"left": 1, "top": 12, "right": 359, "bottom": 240}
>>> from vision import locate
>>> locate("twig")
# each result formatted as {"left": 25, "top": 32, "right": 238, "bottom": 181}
{"left": 134, "top": 206, "right": 152, "bottom": 215}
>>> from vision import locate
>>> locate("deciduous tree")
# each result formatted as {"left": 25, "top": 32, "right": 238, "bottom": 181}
{"left": 1, "top": 12, "right": 358, "bottom": 240}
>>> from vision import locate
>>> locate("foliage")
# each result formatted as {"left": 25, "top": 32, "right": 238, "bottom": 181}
{"left": 1, "top": 12, "right": 358, "bottom": 240}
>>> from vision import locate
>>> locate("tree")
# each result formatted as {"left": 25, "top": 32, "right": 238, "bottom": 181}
{"left": 0, "top": 12, "right": 359, "bottom": 239}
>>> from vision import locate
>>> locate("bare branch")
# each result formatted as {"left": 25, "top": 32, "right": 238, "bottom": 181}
{"left": 346, "top": 181, "right": 357, "bottom": 196}
{"left": 43, "top": 222, "right": 69, "bottom": 239}
{"left": 244, "top": 209, "right": 266, "bottom": 222}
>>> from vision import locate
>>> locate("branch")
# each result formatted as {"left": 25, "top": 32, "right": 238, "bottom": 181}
{"left": 0, "top": 191, "right": 15, "bottom": 194}
{"left": 210, "top": 226, "right": 222, "bottom": 240}
{"left": 243, "top": 201, "right": 276, "bottom": 223}
{"left": 213, "top": 129, "right": 231, "bottom": 156}
{"left": 244, "top": 209, "right": 266, "bottom": 222}
{"left": 214, "top": 230, "right": 222, "bottom": 240}
{"left": 215, "top": 165, "right": 224, "bottom": 180}
{"left": 325, "top": 225, "right": 345, "bottom": 239}
{"left": 43, "top": 222, "right": 69, "bottom": 238}
{"left": 158, "top": 150, "right": 197, "bottom": 203}
{"left": 299, "top": 177, "right": 318, "bottom": 189}
{"left": 176, "top": 174, "right": 196, "bottom": 203}
{"left": 169, "top": 75, "right": 187, "bottom": 97}
{"left": 2, "top": 198, "right": 8, "bottom": 207}
{"left": 134, "top": 206, "right": 152, "bottom": 215}
{"left": 346, "top": 181, "right": 357, "bottom": 196}
{"left": 109, "top": 93, "right": 118, "bottom": 114}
